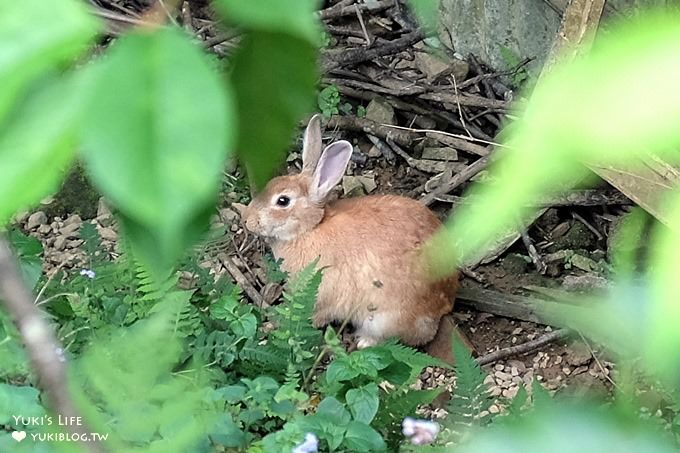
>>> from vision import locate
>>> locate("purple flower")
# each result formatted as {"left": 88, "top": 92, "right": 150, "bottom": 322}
{"left": 292, "top": 433, "right": 318, "bottom": 453}
{"left": 79, "top": 269, "right": 96, "bottom": 279}
{"left": 402, "top": 417, "right": 439, "bottom": 445}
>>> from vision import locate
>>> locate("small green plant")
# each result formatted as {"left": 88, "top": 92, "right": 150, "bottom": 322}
{"left": 318, "top": 85, "right": 341, "bottom": 118}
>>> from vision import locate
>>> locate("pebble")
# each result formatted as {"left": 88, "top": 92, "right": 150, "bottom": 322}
{"left": 60, "top": 223, "right": 81, "bottom": 238}
{"left": 99, "top": 228, "right": 117, "bottom": 242}
{"left": 489, "top": 404, "right": 500, "bottom": 414}
{"left": 54, "top": 236, "right": 67, "bottom": 251}
{"left": 26, "top": 211, "right": 47, "bottom": 229}
{"left": 37, "top": 224, "right": 52, "bottom": 235}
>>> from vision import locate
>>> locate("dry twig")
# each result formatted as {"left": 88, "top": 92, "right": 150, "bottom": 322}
{"left": 0, "top": 238, "right": 101, "bottom": 452}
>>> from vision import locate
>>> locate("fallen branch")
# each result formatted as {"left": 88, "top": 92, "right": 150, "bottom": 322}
{"left": 476, "top": 328, "right": 571, "bottom": 366}
{"left": 322, "top": 30, "right": 424, "bottom": 71}
{"left": 0, "top": 237, "right": 100, "bottom": 452}
{"left": 419, "top": 154, "right": 492, "bottom": 206}
{"left": 219, "top": 253, "right": 267, "bottom": 308}
{"left": 319, "top": 0, "right": 394, "bottom": 20}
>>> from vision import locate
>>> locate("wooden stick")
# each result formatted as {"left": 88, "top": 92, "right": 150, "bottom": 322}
{"left": 476, "top": 328, "right": 571, "bottom": 366}
{"left": 0, "top": 237, "right": 100, "bottom": 452}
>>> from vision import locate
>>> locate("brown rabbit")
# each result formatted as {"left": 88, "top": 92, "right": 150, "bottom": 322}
{"left": 241, "top": 115, "right": 459, "bottom": 353}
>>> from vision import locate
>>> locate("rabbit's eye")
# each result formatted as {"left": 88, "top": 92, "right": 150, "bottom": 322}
{"left": 275, "top": 195, "right": 291, "bottom": 207}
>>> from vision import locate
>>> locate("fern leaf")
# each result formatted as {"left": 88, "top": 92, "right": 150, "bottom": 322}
{"left": 446, "top": 339, "right": 494, "bottom": 433}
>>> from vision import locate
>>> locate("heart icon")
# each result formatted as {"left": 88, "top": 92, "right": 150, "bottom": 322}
{"left": 12, "top": 431, "right": 26, "bottom": 442}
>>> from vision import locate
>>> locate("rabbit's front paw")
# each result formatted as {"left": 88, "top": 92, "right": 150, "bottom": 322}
{"left": 356, "top": 336, "right": 378, "bottom": 349}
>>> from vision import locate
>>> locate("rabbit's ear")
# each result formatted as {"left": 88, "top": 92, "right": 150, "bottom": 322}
{"left": 311, "top": 140, "right": 352, "bottom": 202}
{"left": 302, "top": 114, "right": 323, "bottom": 174}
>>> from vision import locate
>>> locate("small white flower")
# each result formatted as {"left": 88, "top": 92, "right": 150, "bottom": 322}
{"left": 402, "top": 417, "right": 439, "bottom": 445}
{"left": 54, "top": 347, "right": 66, "bottom": 363}
{"left": 292, "top": 432, "right": 318, "bottom": 453}
{"left": 79, "top": 269, "right": 96, "bottom": 279}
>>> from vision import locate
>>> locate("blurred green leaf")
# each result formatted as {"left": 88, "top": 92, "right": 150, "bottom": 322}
{"left": 214, "top": 0, "right": 320, "bottom": 45}
{"left": 229, "top": 32, "right": 318, "bottom": 189}
{"left": 0, "top": 0, "right": 98, "bottom": 123}
{"left": 216, "top": 0, "right": 320, "bottom": 189}
{"left": 458, "top": 404, "right": 677, "bottom": 453}
{"left": 426, "top": 14, "right": 680, "bottom": 274}
{"left": 405, "top": 0, "right": 439, "bottom": 33}
{"left": 0, "top": 73, "right": 88, "bottom": 226}
{"left": 8, "top": 229, "right": 43, "bottom": 290}
{"left": 346, "top": 383, "right": 379, "bottom": 424}
{"left": 81, "top": 27, "right": 233, "bottom": 272}
{"left": 75, "top": 302, "right": 209, "bottom": 451}
{"left": 0, "top": 384, "right": 45, "bottom": 426}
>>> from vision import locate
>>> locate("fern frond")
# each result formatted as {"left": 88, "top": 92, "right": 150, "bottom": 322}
{"left": 445, "top": 340, "right": 494, "bottom": 434}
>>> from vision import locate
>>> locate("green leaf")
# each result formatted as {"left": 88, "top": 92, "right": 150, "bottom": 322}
{"left": 0, "top": 384, "right": 45, "bottom": 426}
{"left": 458, "top": 404, "right": 677, "bottom": 453}
{"left": 326, "top": 356, "right": 360, "bottom": 383}
{"left": 405, "top": 0, "right": 439, "bottom": 34}
{"left": 215, "top": 385, "right": 247, "bottom": 403}
{"left": 425, "top": 14, "right": 680, "bottom": 275}
{"left": 0, "top": 0, "right": 98, "bottom": 122}
{"left": 8, "top": 229, "right": 43, "bottom": 290}
{"left": 343, "top": 421, "right": 387, "bottom": 452}
{"left": 81, "top": 27, "right": 233, "bottom": 272}
{"left": 209, "top": 413, "right": 247, "bottom": 448}
{"left": 0, "top": 73, "right": 87, "bottom": 226}
{"left": 214, "top": 0, "right": 320, "bottom": 45}
{"left": 316, "top": 397, "right": 351, "bottom": 426}
{"left": 346, "top": 383, "right": 379, "bottom": 424}
{"left": 229, "top": 32, "right": 318, "bottom": 189}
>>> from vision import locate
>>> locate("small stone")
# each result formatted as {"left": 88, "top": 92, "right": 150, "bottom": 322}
{"left": 490, "top": 386, "right": 502, "bottom": 397}
{"left": 494, "top": 371, "right": 511, "bottom": 381}
{"left": 483, "top": 375, "right": 495, "bottom": 385}
{"left": 356, "top": 175, "right": 377, "bottom": 193}
{"left": 68, "top": 239, "right": 84, "bottom": 248}
{"left": 414, "top": 48, "right": 451, "bottom": 81}
{"left": 421, "top": 147, "right": 458, "bottom": 161}
{"left": 37, "top": 224, "right": 52, "bottom": 235}
{"left": 97, "top": 199, "right": 112, "bottom": 219}
{"left": 494, "top": 364, "right": 504, "bottom": 371}
{"left": 60, "top": 222, "right": 81, "bottom": 238}
{"left": 512, "top": 376, "right": 523, "bottom": 385}
{"left": 365, "top": 97, "right": 395, "bottom": 125}
{"left": 342, "top": 176, "right": 365, "bottom": 196}
{"left": 565, "top": 344, "right": 592, "bottom": 367}
{"left": 512, "top": 327, "right": 523, "bottom": 335}
{"left": 502, "top": 388, "right": 518, "bottom": 399}
{"left": 508, "top": 360, "right": 526, "bottom": 373}
{"left": 99, "top": 228, "right": 117, "bottom": 242}
{"left": 26, "top": 211, "right": 48, "bottom": 230}
{"left": 510, "top": 366, "right": 519, "bottom": 376}
{"left": 489, "top": 404, "right": 500, "bottom": 414}
{"left": 569, "top": 254, "right": 600, "bottom": 272}
{"left": 511, "top": 337, "right": 517, "bottom": 344}
{"left": 413, "top": 116, "right": 437, "bottom": 129}
{"left": 54, "top": 236, "right": 67, "bottom": 251}
{"left": 219, "top": 208, "right": 239, "bottom": 224}
{"left": 367, "top": 145, "right": 382, "bottom": 158}
{"left": 63, "top": 214, "right": 82, "bottom": 227}
{"left": 562, "top": 274, "right": 610, "bottom": 291}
